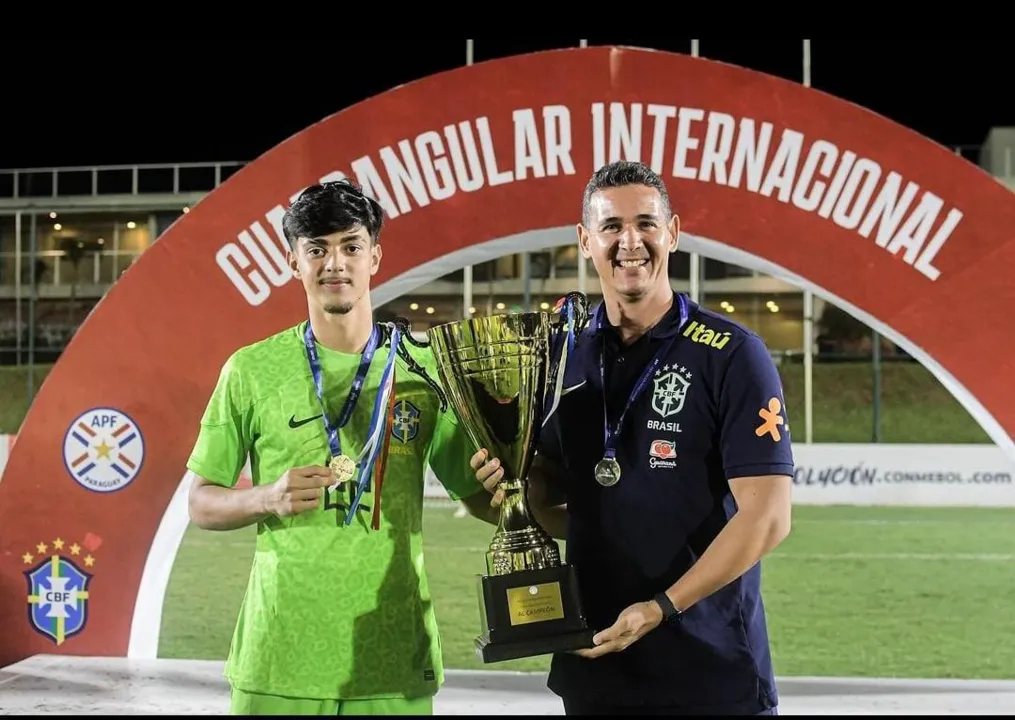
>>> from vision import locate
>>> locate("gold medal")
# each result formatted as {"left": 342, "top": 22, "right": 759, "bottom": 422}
{"left": 329, "top": 454, "right": 357, "bottom": 485}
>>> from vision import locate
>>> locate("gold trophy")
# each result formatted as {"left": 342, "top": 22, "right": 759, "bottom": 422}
{"left": 426, "top": 292, "right": 596, "bottom": 663}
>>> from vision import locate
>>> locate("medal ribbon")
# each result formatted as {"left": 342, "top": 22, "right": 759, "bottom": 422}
{"left": 342, "top": 323, "right": 400, "bottom": 525}
{"left": 303, "top": 321, "right": 400, "bottom": 526}
{"left": 371, "top": 363, "right": 399, "bottom": 531}
{"left": 304, "top": 321, "right": 379, "bottom": 463}
{"left": 597, "top": 294, "right": 689, "bottom": 462}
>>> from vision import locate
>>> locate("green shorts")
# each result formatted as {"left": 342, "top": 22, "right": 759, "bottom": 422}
{"left": 229, "top": 687, "right": 434, "bottom": 716}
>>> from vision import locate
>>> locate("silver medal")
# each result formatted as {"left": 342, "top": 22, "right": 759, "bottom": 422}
{"left": 594, "top": 457, "right": 622, "bottom": 487}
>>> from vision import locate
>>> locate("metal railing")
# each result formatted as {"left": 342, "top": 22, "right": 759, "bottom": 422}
{"left": 0, "top": 162, "right": 247, "bottom": 200}
{"left": 952, "top": 144, "right": 982, "bottom": 162}
{"left": 0, "top": 146, "right": 1010, "bottom": 202}
{"left": 0, "top": 249, "right": 144, "bottom": 288}
{"left": 0, "top": 248, "right": 795, "bottom": 295}
{"left": 956, "top": 143, "right": 1013, "bottom": 174}
{"left": 0, "top": 144, "right": 1008, "bottom": 288}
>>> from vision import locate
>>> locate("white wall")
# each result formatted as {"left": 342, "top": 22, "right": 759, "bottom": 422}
{"left": 423, "top": 443, "right": 1015, "bottom": 508}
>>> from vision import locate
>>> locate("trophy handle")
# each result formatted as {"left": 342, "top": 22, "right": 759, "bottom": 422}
{"left": 553, "top": 291, "right": 591, "bottom": 352}
{"left": 542, "top": 293, "right": 590, "bottom": 426}
{"left": 385, "top": 317, "right": 450, "bottom": 413}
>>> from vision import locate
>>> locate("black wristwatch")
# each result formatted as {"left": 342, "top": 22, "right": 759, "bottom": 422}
{"left": 653, "top": 592, "right": 683, "bottom": 626}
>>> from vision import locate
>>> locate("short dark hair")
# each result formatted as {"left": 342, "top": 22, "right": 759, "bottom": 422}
{"left": 282, "top": 179, "right": 385, "bottom": 249}
{"left": 581, "top": 161, "right": 673, "bottom": 225}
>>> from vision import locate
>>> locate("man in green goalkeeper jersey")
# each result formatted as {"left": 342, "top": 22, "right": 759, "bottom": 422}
{"left": 185, "top": 180, "right": 499, "bottom": 716}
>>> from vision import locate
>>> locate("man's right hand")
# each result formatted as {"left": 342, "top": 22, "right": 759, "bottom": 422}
{"left": 264, "top": 466, "right": 335, "bottom": 517}
{"left": 467, "top": 450, "right": 568, "bottom": 539}
{"left": 470, "top": 448, "right": 506, "bottom": 508}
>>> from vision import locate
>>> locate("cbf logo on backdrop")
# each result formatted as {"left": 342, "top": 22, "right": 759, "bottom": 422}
{"left": 23, "top": 533, "right": 101, "bottom": 645}
{"left": 62, "top": 408, "right": 146, "bottom": 493}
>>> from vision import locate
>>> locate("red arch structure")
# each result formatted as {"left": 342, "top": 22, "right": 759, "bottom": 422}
{"left": 1, "top": 46, "right": 1013, "bottom": 667}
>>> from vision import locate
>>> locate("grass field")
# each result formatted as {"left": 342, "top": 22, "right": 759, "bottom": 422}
{"left": 159, "top": 501, "right": 1015, "bottom": 680}
{"left": 0, "top": 360, "right": 993, "bottom": 443}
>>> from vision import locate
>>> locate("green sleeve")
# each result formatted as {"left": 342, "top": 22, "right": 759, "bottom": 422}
{"left": 186, "top": 352, "right": 253, "bottom": 488}
{"left": 426, "top": 403, "right": 484, "bottom": 502}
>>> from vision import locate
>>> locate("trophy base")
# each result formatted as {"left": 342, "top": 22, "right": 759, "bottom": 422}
{"left": 475, "top": 626, "right": 597, "bottom": 664}
{"left": 474, "top": 565, "right": 596, "bottom": 664}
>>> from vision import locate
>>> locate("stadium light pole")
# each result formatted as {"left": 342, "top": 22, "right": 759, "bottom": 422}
{"left": 455, "top": 44, "right": 477, "bottom": 519}
{"left": 27, "top": 211, "right": 37, "bottom": 403}
{"left": 577, "top": 39, "right": 589, "bottom": 296}
{"left": 802, "top": 39, "right": 815, "bottom": 445}
{"left": 462, "top": 39, "right": 475, "bottom": 321}
{"left": 688, "top": 39, "right": 702, "bottom": 305}
{"left": 872, "top": 329, "right": 882, "bottom": 442}
{"left": 14, "top": 211, "right": 22, "bottom": 366}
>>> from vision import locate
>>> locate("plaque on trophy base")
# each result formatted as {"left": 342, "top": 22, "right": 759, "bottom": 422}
{"left": 475, "top": 566, "right": 596, "bottom": 663}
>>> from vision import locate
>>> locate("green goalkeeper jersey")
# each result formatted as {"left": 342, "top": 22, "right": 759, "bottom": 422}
{"left": 186, "top": 321, "right": 483, "bottom": 701}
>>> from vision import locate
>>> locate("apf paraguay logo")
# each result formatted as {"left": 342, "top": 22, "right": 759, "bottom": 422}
{"left": 23, "top": 533, "right": 102, "bottom": 645}
{"left": 62, "top": 407, "right": 145, "bottom": 493}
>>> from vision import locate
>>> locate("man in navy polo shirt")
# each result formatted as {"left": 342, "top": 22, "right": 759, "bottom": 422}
{"left": 471, "top": 160, "right": 794, "bottom": 715}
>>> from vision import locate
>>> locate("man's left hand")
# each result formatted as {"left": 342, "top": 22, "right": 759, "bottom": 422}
{"left": 574, "top": 600, "right": 663, "bottom": 658}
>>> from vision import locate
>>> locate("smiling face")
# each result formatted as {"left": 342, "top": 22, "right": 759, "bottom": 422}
{"left": 577, "top": 183, "right": 679, "bottom": 303}
{"left": 288, "top": 225, "right": 381, "bottom": 315}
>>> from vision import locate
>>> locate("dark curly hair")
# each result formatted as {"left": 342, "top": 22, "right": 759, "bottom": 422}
{"left": 281, "top": 179, "right": 385, "bottom": 249}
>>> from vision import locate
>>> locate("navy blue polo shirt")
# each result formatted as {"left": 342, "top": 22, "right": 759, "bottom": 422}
{"left": 537, "top": 293, "right": 794, "bottom": 713}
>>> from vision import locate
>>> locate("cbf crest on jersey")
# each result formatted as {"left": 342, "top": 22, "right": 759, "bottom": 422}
{"left": 23, "top": 535, "right": 100, "bottom": 645}
{"left": 391, "top": 400, "right": 421, "bottom": 443}
{"left": 651, "top": 364, "right": 692, "bottom": 418}
{"left": 62, "top": 407, "right": 145, "bottom": 493}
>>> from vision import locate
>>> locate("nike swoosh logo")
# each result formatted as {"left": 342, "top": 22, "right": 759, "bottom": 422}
{"left": 561, "top": 381, "right": 586, "bottom": 395}
{"left": 288, "top": 414, "right": 322, "bottom": 429}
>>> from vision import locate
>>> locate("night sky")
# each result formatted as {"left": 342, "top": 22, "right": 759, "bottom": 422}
{"left": 1, "top": 38, "right": 1012, "bottom": 170}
